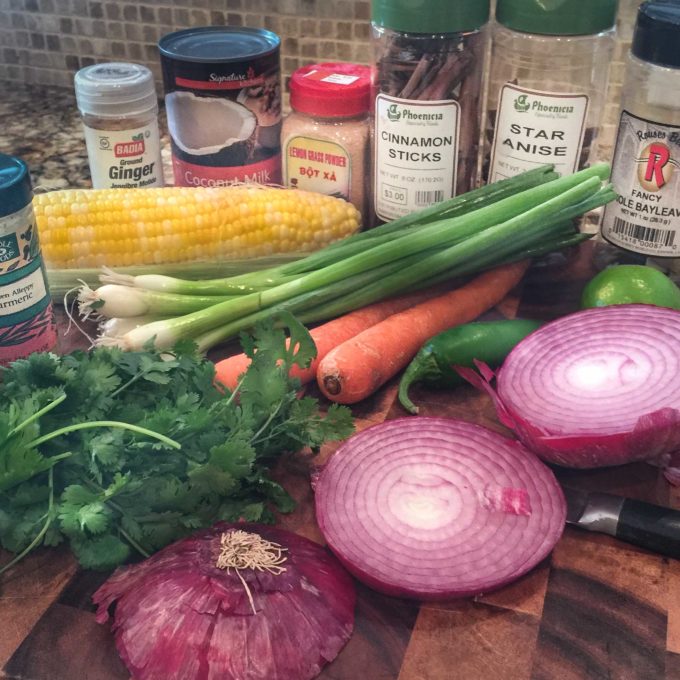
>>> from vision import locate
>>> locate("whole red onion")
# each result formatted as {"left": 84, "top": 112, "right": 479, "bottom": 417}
{"left": 93, "top": 522, "right": 356, "bottom": 680}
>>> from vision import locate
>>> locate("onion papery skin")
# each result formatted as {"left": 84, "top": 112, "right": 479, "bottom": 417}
{"left": 93, "top": 522, "right": 356, "bottom": 680}
{"left": 315, "top": 417, "right": 566, "bottom": 600}
{"left": 492, "top": 304, "right": 680, "bottom": 468}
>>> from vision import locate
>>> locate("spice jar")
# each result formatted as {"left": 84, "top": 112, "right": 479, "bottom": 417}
{"left": 281, "top": 63, "right": 371, "bottom": 220}
{"left": 600, "top": 1, "right": 680, "bottom": 273}
{"left": 484, "top": 0, "right": 617, "bottom": 183}
{"left": 371, "top": 0, "right": 489, "bottom": 221}
{"left": 0, "top": 153, "right": 57, "bottom": 364}
{"left": 74, "top": 62, "right": 164, "bottom": 189}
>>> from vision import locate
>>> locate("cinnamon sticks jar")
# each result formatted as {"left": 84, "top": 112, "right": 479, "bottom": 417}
{"left": 371, "top": 0, "right": 489, "bottom": 222}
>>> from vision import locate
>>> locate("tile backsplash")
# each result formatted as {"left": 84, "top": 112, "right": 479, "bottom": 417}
{"left": 0, "top": 0, "right": 641, "bottom": 158}
{"left": 0, "top": 0, "right": 371, "bottom": 89}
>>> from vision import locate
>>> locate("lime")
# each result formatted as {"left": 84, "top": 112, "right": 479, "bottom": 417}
{"left": 581, "top": 264, "right": 680, "bottom": 309}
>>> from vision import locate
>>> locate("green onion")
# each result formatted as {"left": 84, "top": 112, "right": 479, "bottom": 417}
{"left": 98, "top": 166, "right": 615, "bottom": 352}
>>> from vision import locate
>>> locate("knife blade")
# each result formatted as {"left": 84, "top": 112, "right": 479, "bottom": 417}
{"left": 562, "top": 486, "right": 680, "bottom": 559}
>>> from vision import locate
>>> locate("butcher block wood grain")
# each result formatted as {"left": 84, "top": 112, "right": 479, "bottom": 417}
{"left": 2, "top": 241, "right": 680, "bottom": 680}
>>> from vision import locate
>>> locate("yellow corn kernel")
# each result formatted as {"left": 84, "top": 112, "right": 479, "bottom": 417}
{"left": 34, "top": 186, "right": 362, "bottom": 269}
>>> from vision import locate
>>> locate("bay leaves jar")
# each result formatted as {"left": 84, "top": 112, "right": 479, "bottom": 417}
{"left": 601, "top": 1, "right": 680, "bottom": 274}
{"left": 281, "top": 63, "right": 371, "bottom": 221}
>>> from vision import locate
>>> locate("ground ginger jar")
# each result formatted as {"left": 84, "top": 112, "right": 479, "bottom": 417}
{"left": 74, "top": 62, "right": 164, "bottom": 189}
{"left": 281, "top": 63, "right": 371, "bottom": 221}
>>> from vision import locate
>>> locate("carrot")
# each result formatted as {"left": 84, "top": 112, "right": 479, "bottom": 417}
{"left": 316, "top": 260, "right": 530, "bottom": 404}
{"left": 213, "top": 283, "right": 457, "bottom": 391}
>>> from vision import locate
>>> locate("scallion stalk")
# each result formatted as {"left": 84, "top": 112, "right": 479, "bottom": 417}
{"left": 79, "top": 284, "right": 238, "bottom": 319}
{"left": 106, "top": 169, "right": 613, "bottom": 352}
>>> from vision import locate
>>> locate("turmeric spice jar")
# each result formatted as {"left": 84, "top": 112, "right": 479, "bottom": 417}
{"left": 281, "top": 63, "right": 371, "bottom": 220}
{"left": 0, "top": 154, "right": 57, "bottom": 363}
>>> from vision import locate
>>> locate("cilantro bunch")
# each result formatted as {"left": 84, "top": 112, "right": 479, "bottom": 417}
{"left": 0, "top": 315, "right": 353, "bottom": 572}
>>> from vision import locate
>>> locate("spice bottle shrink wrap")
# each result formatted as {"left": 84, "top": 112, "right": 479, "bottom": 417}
{"left": 601, "top": 1, "right": 680, "bottom": 273}
{"left": 371, "top": 0, "right": 490, "bottom": 222}
{"left": 282, "top": 63, "right": 372, "bottom": 221}
{"left": 0, "top": 154, "right": 57, "bottom": 364}
{"left": 484, "top": 0, "right": 617, "bottom": 184}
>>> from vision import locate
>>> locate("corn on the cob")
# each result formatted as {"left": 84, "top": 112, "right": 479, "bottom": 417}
{"left": 34, "top": 186, "right": 361, "bottom": 269}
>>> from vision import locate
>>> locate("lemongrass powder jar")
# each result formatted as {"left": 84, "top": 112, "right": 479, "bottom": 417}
{"left": 281, "top": 63, "right": 371, "bottom": 221}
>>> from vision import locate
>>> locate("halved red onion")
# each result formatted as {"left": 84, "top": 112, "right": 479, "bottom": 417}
{"left": 315, "top": 417, "right": 566, "bottom": 600}
{"left": 469, "top": 304, "right": 680, "bottom": 469}
{"left": 93, "top": 522, "right": 355, "bottom": 680}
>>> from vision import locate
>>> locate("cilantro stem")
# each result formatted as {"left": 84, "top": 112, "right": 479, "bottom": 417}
{"left": 27, "top": 421, "right": 181, "bottom": 450}
{"left": 118, "top": 526, "right": 151, "bottom": 559}
{"left": 0, "top": 468, "right": 55, "bottom": 576}
{"left": 224, "top": 372, "right": 247, "bottom": 406}
{"left": 251, "top": 402, "right": 284, "bottom": 445}
{"left": 8, "top": 393, "right": 67, "bottom": 437}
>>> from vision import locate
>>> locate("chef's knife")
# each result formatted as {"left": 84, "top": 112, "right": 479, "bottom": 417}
{"left": 563, "top": 486, "right": 680, "bottom": 559}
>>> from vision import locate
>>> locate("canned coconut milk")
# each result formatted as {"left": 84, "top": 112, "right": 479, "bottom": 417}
{"left": 159, "top": 27, "right": 282, "bottom": 187}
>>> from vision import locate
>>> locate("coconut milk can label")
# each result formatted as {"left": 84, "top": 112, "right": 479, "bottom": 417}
{"left": 374, "top": 94, "right": 459, "bottom": 221}
{"left": 601, "top": 111, "right": 680, "bottom": 257}
{"left": 163, "top": 57, "right": 282, "bottom": 186}
{"left": 489, "top": 84, "right": 589, "bottom": 181}
{"left": 83, "top": 122, "right": 163, "bottom": 189}
{"left": 283, "top": 136, "right": 351, "bottom": 201}
{"left": 0, "top": 205, "right": 56, "bottom": 363}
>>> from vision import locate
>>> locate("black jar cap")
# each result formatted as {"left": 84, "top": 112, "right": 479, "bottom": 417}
{"left": 632, "top": 1, "right": 680, "bottom": 69}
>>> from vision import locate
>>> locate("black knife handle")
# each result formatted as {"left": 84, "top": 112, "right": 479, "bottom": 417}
{"left": 616, "top": 499, "right": 680, "bottom": 559}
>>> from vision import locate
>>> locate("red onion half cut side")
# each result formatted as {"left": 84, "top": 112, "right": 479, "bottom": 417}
{"left": 482, "top": 304, "right": 680, "bottom": 469}
{"left": 315, "top": 417, "right": 566, "bottom": 600}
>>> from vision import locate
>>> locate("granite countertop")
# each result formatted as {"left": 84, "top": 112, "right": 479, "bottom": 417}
{"left": 0, "top": 80, "right": 173, "bottom": 190}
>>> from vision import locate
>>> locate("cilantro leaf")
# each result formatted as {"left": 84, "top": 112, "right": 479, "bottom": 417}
{"left": 58, "top": 485, "right": 112, "bottom": 537}
{"left": 0, "top": 501, "right": 48, "bottom": 553}
{"left": 70, "top": 533, "right": 131, "bottom": 570}
{"left": 188, "top": 464, "right": 237, "bottom": 496}
{"left": 209, "top": 439, "right": 256, "bottom": 479}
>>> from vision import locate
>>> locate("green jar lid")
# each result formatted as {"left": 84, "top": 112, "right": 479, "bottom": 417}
{"left": 496, "top": 0, "right": 618, "bottom": 35}
{"left": 372, "top": 0, "right": 490, "bottom": 34}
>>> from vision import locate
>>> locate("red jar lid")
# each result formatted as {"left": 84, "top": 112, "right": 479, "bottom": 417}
{"left": 289, "top": 63, "right": 371, "bottom": 118}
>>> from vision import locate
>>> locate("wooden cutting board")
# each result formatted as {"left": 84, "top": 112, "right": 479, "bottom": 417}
{"left": 2, "top": 241, "right": 679, "bottom": 680}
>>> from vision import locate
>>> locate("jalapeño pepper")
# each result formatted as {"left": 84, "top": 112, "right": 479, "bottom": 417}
{"left": 398, "top": 318, "right": 542, "bottom": 414}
